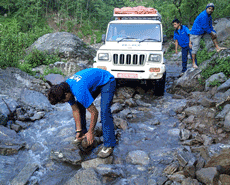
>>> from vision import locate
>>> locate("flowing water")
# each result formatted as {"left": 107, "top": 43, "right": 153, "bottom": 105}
{"left": 1, "top": 58, "right": 187, "bottom": 185}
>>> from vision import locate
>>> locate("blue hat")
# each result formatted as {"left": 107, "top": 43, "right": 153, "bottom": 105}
{"left": 206, "top": 3, "right": 214, "bottom": 9}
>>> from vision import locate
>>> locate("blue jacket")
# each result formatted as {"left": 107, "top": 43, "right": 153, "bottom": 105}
{"left": 173, "top": 25, "right": 190, "bottom": 48}
{"left": 190, "top": 10, "right": 216, "bottom": 35}
{"left": 66, "top": 68, "right": 115, "bottom": 108}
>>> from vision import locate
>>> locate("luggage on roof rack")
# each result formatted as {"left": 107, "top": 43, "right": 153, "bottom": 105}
{"left": 113, "top": 6, "right": 161, "bottom": 21}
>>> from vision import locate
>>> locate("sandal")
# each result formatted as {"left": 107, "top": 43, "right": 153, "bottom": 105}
{"left": 216, "top": 47, "right": 227, "bottom": 52}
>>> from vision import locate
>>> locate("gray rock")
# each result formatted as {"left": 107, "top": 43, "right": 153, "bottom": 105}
{"left": 81, "top": 156, "right": 113, "bottom": 169}
{"left": 30, "top": 112, "right": 45, "bottom": 121}
{"left": 0, "top": 125, "right": 26, "bottom": 155}
{"left": 0, "top": 96, "right": 18, "bottom": 116}
{"left": 184, "top": 105, "right": 204, "bottom": 117}
{"left": 219, "top": 174, "right": 230, "bottom": 185}
{"left": 168, "top": 172, "right": 186, "bottom": 183}
{"left": 96, "top": 164, "right": 125, "bottom": 177}
{"left": 15, "top": 121, "right": 29, "bottom": 129}
{"left": 10, "top": 163, "right": 38, "bottom": 185}
{"left": 136, "top": 99, "right": 151, "bottom": 107}
{"left": 199, "top": 97, "right": 216, "bottom": 108}
{"left": 114, "top": 117, "right": 128, "bottom": 130}
{"left": 11, "top": 124, "right": 22, "bottom": 132}
{"left": 224, "top": 111, "right": 230, "bottom": 131}
{"left": 118, "top": 108, "right": 132, "bottom": 119}
{"left": 179, "top": 129, "right": 191, "bottom": 141}
{"left": 150, "top": 118, "right": 160, "bottom": 125}
{"left": 217, "top": 78, "right": 230, "bottom": 92}
{"left": 0, "top": 112, "right": 8, "bottom": 126}
{"left": 44, "top": 73, "right": 65, "bottom": 86}
{"left": 116, "top": 87, "right": 136, "bottom": 100}
{"left": 176, "top": 148, "right": 196, "bottom": 167}
{"left": 20, "top": 89, "right": 51, "bottom": 111}
{"left": 201, "top": 135, "right": 213, "bottom": 146}
{"left": 28, "top": 32, "right": 96, "bottom": 61}
{"left": 111, "top": 103, "right": 123, "bottom": 113}
{"left": 126, "top": 150, "right": 150, "bottom": 165}
{"left": 205, "top": 72, "right": 227, "bottom": 91}
{"left": 124, "top": 98, "right": 137, "bottom": 107}
{"left": 163, "top": 162, "right": 179, "bottom": 175}
{"left": 196, "top": 167, "right": 219, "bottom": 185}
{"left": 64, "top": 168, "right": 103, "bottom": 185}
{"left": 215, "top": 104, "right": 230, "bottom": 120}
{"left": 181, "top": 177, "right": 199, "bottom": 185}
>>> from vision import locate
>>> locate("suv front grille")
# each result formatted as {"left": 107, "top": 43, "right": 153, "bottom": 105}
{"left": 113, "top": 54, "right": 145, "bottom": 65}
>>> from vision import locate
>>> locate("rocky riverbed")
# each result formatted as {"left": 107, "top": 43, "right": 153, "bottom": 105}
{"left": 1, "top": 18, "right": 230, "bottom": 185}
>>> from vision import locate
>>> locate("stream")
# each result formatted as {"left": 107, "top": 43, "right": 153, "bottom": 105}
{"left": 1, "top": 58, "right": 192, "bottom": 185}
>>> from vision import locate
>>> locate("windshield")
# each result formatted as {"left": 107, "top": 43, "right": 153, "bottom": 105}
{"left": 106, "top": 23, "right": 161, "bottom": 42}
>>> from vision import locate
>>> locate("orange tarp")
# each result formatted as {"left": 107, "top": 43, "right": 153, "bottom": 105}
{"left": 114, "top": 6, "right": 157, "bottom": 15}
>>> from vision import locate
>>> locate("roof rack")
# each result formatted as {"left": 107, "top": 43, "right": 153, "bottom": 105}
{"left": 113, "top": 6, "right": 161, "bottom": 21}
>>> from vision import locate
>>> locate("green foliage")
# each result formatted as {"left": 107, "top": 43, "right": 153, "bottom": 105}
{"left": 201, "top": 56, "right": 230, "bottom": 80}
{"left": 208, "top": 79, "right": 222, "bottom": 87}
{"left": 43, "top": 67, "right": 64, "bottom": 76}
{"left": 196, "top": 39, "right": 216, "bottom": 65}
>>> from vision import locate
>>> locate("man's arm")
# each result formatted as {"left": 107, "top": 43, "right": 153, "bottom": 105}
{"left": 71, "top": 103, "right": 82, "bottom": 133}
{"left": 85, "top": 103, "right": 98, "bottom": 145}
{"left": 175, "top": 39, "right": 178, "bottom": 54}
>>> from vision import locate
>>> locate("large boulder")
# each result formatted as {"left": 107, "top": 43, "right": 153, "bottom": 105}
{"left": 0, "top": 95, "right": 18, "bottom": 116}
{"left": 205, "top": 72, "right": 227, "bottom": 91}
{"left": 28, "top": 32, "right": 96, "bottom": 61}
{"left": 169, "top": 68, "right": 204, "bottom": 94}
{"left": 217, "top": 78, "right": 230, "bottom": 93}
{"left": 204, "top": 18, "right": 230, "bottom": 50}
{"left": 20, "top": 89, "right": 52, "bottom": 111}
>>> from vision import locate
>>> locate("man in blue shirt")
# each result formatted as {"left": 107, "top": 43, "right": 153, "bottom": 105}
{"left": 190, "top": 3, "right": 226, "bottom": 68}
{"left": 172, "top": 19, "right": 197, "bottom": 76}
{"left": 48, "top": 68, "right": 116, "bottom": 158}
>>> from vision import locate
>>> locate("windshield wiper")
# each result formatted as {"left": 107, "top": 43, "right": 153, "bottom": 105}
{"left": 117, "top": 36, "right": 137, "bottom": 43}
{"left": 139, "top": 38, "right": 160, "bottom": 43}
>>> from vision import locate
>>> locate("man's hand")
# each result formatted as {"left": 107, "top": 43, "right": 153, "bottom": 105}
{"left": 85, "top": 131, "right": 94, "bottom": 145}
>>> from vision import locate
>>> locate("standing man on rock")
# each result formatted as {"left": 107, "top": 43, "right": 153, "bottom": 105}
{"left": 172, "top": 19, "right": 197, "bottom": 77}
{"left": 47, "top": 68, "right": 116, "bottom": 158}
{"left": 190, "top": 3, "right": 226, "bottom": 69}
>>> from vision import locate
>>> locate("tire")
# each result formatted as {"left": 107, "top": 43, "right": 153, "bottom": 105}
{"left": 154, "top": 72, "right": 166, "bottom": 96}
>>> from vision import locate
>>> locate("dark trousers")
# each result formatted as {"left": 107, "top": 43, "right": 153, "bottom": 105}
{"left": 182, "top": 46, "right": 198, "bottom": 72}
{"left": 76, "top": 79, "right": 116, "bottom": 147}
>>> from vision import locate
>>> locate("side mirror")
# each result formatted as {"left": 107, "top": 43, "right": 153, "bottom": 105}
{"left": 163, "top": 35, "right": 167, "bottom": 43}
{"left": 101, "top": 34, "right": 106, "bottom": 43}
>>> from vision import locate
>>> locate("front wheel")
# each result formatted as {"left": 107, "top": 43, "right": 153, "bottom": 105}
{"left": 154, "top": 72, "right": 166, "bottom": 96}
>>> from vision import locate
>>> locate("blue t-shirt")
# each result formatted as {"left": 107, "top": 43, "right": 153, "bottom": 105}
{"left": 66, "top": 68, "right": 115, "bottom": 108}
{"left": 173, "top": 25, "right": 190, "bottom": 48}
{"left": 190, "top": 10, "right": 216, "bottom": 35}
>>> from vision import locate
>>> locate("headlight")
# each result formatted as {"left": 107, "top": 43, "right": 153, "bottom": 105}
{"left": 148, "top": 54, "right": 161, "bottom": 62}
{"left": 98, "top": 53, "right": 109, "bottom": 61}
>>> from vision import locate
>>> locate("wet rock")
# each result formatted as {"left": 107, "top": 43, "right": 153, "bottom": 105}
{"left": 172, "top": 94, "right": 185, "bottom": 99}
{"left": 116, "top": 87, "right": 135, "bottom": 100}
{"left": 126, "top": 150, "right": 150, "bottom": 165}
{"left": 17, "top": 114, "right": 29, "bottom": 121}
{"left": 147, "top": 178, "right": 157, "bottom": 185}
{"left": 215, "top": 104, "right": 230, "bottom": 120}
{"left": 150, "top": 118, "right": 160, "bottom": 125}
{"left": 196, "top": 167, "right": 219, "bottom": 185}
{"left": 195, "top": 155, "right": 206, "bottom": 171}
{"left": 184, "top": 106, "right": 204, "bottom": 117}
{"left": 0, "top": 125, "right": 26, "bottom": 155}
{"left": 205, "top": 146, "right": 230, "bottom": 168}
{"left": 0, "top": 112, "right": 8, "bottom": 126}
{"left": 111, "top": 103, "right": 123, "bottom": 113}
{"left": 136, "top": 99, "right": 151, "bottom": 107}
{"left": 114, "top": 117, "right": 128, "bottom": 130}
{"left": 30, "top": 111, "right": 45, "bottom": 121}
{"left": 20, "top": 89, "right": 52, "bottom": 111}
{"left": 176, "top": 147, "right": 196, "bottom": 167}
{"left": 11, "top": 124, "right": 22, "bottom": 132}
{"left": 137, "top": 107, "right": 151, "bottom": 111}
{"left": 156, "top": 176, "right": 168, "bottom": 185}
{"left": 138, "top": 124, "right": 155, "bottom": 132}
{"left": 205, "top": 72, "right": 227, "bottom": 91}
{"left": 199, "top": 97, "right": 216, "bottom": 108}
{"left": 217, "top": 78, "right": 230, "bottom": 92}
{"left": 124, "top": 98, "right": 137, "bottom": 107}
{"left": 10, "top": 163, "right": 38, "bottom": 185}
{"left": 216, "top": 95, "right": 230, "bottom": 110}
{"left": 219, "top": 174, "right": 230, "bottom": 184}
{"left": 183, "top": 115, "right": 195, "bottom": 124}
{"left": 0, "top": 96, "right": 18, "bottom": 116}
{"left": 95, "top": 164, "right": 125, "bottom": 178}
{"left": 44, "top": 73, "right": 65, "bottom": 86}
{"left": 168, "top": 128, "right": 180, "bottom": 136}
{"left": 223, "top": 111, "right": 230, "bottom": 131}
{"left": 163, "top": 162, "right": 179, "bottom": 175}
{"left": 181, "top": 177, "right": 199, "bottom": 185}
{"left": 168, "top": 171, "right": 186, "bottom": 183}
{"left": 50, "top": 148, "right": 82, "bottom": 165}
{"left": 171, "top": 68, "right": 204, "bottom": 93}
{"left": 184, "top": 162, "right": 196, "bottom": 178}
{"left": 64, "top": 168, "right": 103, "bottom": 185}
{"left": 179, "top": 129, "right": 191, "bottom": 141}
{"left": 81, "top": 156, "right": 113, "bottom": 169}
{"left": 15, "top": 120, "right": 29, "bottom": 129}
{"left": 118, "top": 108, "right": 132, "bottom": 119}
{"left": 201, "top": 134, "right": 213, "bottom": 146}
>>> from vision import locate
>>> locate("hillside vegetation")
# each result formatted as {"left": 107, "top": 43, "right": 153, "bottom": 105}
{"left": 0, "top": 0, "right": 229, "bottom": 70}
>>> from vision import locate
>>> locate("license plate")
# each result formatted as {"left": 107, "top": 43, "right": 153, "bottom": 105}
{"left": 117, "top": 73, "right": 138, "bottom": 78}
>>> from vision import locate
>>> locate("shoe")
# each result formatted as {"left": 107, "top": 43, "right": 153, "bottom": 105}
{"left": 178, "top": 72, "right": 184, "bottom": 77}
{"left": 97, "top": 146, "right": 114, "bottom": 158}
